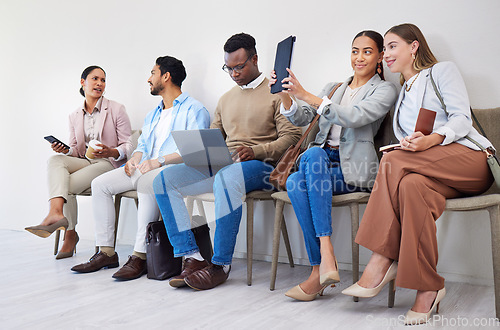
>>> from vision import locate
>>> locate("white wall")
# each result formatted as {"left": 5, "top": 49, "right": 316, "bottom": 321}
{"left": 2, "top": 0, "right": 500, "bottom": 285}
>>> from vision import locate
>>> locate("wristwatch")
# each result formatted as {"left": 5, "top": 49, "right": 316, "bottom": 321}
{"left": 157, "top": 156, "right": 166, "bottom": 166}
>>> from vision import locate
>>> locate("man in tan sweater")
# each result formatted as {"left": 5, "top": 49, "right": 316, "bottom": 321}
{"left": 153, "top": 33, "right": 301, "bottom": 290}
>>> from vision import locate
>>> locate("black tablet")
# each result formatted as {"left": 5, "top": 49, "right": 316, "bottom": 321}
{"left": 270, "top": 35, "right": 296, "bottom": 94}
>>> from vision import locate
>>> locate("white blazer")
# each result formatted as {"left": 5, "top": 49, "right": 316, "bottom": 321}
{"left": 393, "top": 61, "right": 493, "bottom": 151}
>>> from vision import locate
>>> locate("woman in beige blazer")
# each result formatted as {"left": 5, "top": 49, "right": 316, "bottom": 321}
{"left": 25, "top": 66, "right": 132, "bottom": 259}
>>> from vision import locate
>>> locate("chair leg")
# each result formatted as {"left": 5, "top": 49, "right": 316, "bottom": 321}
{"left": 349, "top": 202, "right": 360, "bottom": 303}
{"left": 246, "top": 198, "right": 254, "bottom": 286}
{"left": 270, "top": 200, "right": 285, "bottom": 291}
{"left": 281, "top": 217, "right": 294, "bottom": 268}
{"left": 113, "top": 195, "right": 122, "bottom": 247}
{"left": 196, "top": 200, "right": 207, "bottom": 219}
{"left": 488, "top": 204, "right": 500, "bottom": 319}
{"left": 54, "top": 229, "right": 61, "bottom": 255}
{"left": 113, "top": 195, "right": 123, "bottom": 248}
{"left": 194, "top": 200, "right": 213, "bottom": 256}
{"left": 186, "top": 196, "right": 195, "bottom": 219}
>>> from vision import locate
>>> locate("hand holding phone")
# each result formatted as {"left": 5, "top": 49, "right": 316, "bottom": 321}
{"left": 44, "top": 135, "right": 70, "bottom": 153}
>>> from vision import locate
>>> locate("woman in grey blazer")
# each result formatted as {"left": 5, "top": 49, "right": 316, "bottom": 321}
{"left": 269, "top": 30, "right": 398, "bottom": 301}
{"left": 343, "top": 23, "right": 494, "bottom": 325}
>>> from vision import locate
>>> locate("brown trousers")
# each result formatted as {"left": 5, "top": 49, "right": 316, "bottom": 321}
{"left": 355, "top": 143, "right": 493, "bottom": 291}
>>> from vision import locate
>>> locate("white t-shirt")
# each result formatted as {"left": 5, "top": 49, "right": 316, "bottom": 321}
{"left": 151, "top": 106, "right": 173, "bottom": 159}
{"left": 397, "top": 72, "right": 423, "bottom": 136}
{"left": 325, "top": 85, "right": 362, "bottom": 146}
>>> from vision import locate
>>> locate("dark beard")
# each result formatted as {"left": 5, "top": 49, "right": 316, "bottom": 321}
{"left": 150, "top": 84, "right": 164, "bottom": 95}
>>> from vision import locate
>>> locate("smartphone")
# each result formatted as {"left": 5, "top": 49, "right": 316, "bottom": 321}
{"left": 44, "top": 135, "right": 70, "bottom": 150}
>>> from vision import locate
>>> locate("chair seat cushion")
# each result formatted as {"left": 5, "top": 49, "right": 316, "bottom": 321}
{"left": 118, "top": 190, "right": 138, "bottom": 199}
{"left": 272, "top": 191, "right": 371, "bottom": 206}
{"left": 445, "top": 194, "right": 500, "bottom": 211}
{"left": 189, "top": 190, "right": 274, "bottom": 203}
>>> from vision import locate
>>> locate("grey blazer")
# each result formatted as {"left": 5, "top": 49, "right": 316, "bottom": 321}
{"left": 285, "top": 74, "right": 398, "bottom": 188}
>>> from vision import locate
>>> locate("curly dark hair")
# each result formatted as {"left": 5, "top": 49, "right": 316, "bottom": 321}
{"left": 223, "top": 33, "right": 257, "bottom": 57}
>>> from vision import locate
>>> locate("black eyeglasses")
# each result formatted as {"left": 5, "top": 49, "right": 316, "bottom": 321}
{"left": 222, "top": 54, "right": 254, "bottom": 74}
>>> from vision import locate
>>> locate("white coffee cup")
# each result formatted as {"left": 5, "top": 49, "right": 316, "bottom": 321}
{"left": 86, "top": 139, "right": 103, "bottom": 160}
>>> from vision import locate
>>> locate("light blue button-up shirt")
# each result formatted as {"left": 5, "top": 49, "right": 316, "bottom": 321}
{"left": 133, "top": 92, "right": 210, "bottom": 162}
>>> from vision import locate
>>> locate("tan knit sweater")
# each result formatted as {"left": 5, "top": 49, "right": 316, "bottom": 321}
{"left": 210, "top": 77, "right": 301, "bottom": 164}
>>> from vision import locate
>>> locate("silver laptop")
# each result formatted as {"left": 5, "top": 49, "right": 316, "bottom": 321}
{"left": 171, "top": 129, "right": 233, "bottom": 176}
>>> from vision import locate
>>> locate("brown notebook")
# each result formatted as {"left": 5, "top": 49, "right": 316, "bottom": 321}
{"left": 379, "top": 108, "right": 437, "bottom": 152}
{"left": 414, "top": 107, "right": 437, "bottom": 135}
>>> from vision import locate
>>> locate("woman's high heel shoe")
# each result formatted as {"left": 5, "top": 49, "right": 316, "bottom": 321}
{"left": 319, "top": 258, "right": 340, "bottom": 286}
{"left": 56, "top": 232, "right": 79, "bottom": 260}
{"left": 25, "top": 217, "right": 69, "bottom": 238}
{"left": 404, "top": 288, "right": 446, "bottom": 325}
{"left": 285, "top": 284, "right": 329, "bottom": 302}
{"left": 342, "top": 261, "right": 397, "bottom": 298}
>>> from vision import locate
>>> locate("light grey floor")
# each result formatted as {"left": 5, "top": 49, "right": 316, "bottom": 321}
{"left": 2, "top": 229, "right": 499, "bottom": 329}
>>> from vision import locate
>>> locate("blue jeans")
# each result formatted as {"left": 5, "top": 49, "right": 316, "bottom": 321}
{"left": 153, "top": 160, "right": 274, "bottom": 265}
{"left": 286, "top": 147, "right": 363, "bottom": 265}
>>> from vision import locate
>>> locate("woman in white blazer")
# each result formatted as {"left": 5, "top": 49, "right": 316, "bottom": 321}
{"left": 25, "top": 66, "right": 132, "bottom": 259}
{"left": 269, "top": 30, "right": 398, "bottom": 301}
{"left": 343, "top": 23, "right": 494, "bottom": 325}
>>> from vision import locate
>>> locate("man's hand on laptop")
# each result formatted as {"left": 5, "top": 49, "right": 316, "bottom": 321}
{"left": 232, "top": 146, "right": 255, "bottom": 162}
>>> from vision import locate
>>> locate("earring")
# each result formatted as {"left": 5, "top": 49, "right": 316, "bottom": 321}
{"left": 411, "top": 53, "right": 416, "bottom": 60}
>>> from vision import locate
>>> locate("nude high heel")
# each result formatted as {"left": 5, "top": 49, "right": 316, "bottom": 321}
{"left": 56, "top": 232, "right": 79, "bottom": 260}
{"left": 404, "top": 288, "right": 446, "bottom": 325}
{"left": 285, "top": 284, "right": 329, "bottom": 302}
{"left": 25, "top": 217, "right": 69, "bottom": 238}
{"left": 319, "top": 258, "right": 340, "bottom": 286}
{"left": 342, "top": 261, "right": 397, "bottom": 298}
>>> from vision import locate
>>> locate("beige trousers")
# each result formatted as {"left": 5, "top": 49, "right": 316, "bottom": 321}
{"left": 355, "top": 143, "right": 493, "bottom": 291}
{"left": 47, "top": 154, "right": 114, "bottom": 230}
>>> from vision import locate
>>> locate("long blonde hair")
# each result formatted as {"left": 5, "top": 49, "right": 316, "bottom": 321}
{"left": 385, "top": 23, "right": 438, "bottom": 85}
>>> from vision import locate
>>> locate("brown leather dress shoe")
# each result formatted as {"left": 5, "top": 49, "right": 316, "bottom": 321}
{"left": 71, "top": 251, "right": 119, "bottom": 273}
{"left": 185, "top": 264, "right": 230, "bottom": 290}
{"left": 112, "top": 255, "right": 147, "bottom": 281}
{"left": 169, "top": 258, "right": 209, "bottom": 288}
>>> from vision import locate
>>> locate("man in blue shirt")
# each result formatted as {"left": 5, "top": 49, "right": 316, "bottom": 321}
{"left": 71, "top": 56, "right": 210, "bottom": 280}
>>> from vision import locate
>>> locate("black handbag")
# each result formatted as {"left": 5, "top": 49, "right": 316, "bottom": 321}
{"left": 146, "top": 215, "right": 213, "bottom": 280}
